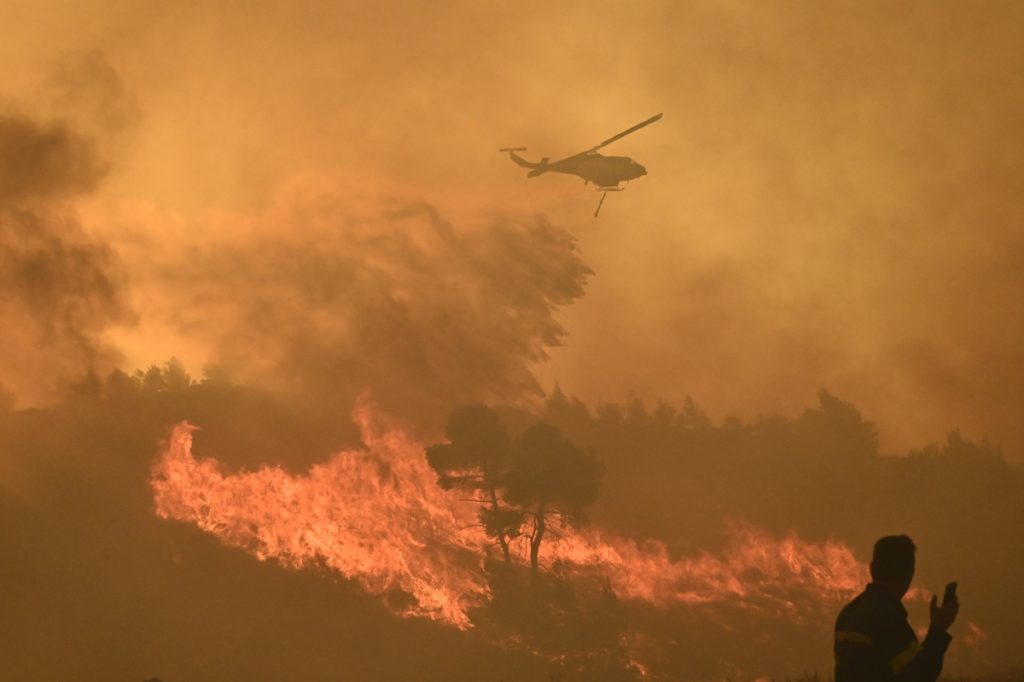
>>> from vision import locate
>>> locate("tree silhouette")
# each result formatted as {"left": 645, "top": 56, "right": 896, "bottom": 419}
{"left": 505, "top": 422, "right": 604, "bottom": 577}
{"left": 427, "top": 406, "right": 604, "bottom": 576}
{"left": 426, "top": 405, "right": 520, "bottom": 564}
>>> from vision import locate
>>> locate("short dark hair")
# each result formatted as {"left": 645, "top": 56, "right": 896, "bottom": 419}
{"left": 871, "top": 535, "right": 916, "bottom": 583}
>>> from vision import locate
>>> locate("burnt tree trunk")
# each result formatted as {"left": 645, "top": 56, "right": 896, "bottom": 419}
{"left": 529, "top": 502, "right": 547, "bottom": 578}
{"left": 488, "top": 485, "right": 512, "bottom": 564}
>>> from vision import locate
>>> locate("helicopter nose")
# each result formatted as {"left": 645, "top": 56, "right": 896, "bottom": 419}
{"left": 636, "top": 164, "right": 647, "bottom": 176}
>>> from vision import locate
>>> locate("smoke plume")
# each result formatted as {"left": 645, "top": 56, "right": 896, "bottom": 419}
{"left": 0, "top": 106, "right": 131, "bottom": 404}
{"left": 113, "top": 179, "right": 591, "bottom": 435}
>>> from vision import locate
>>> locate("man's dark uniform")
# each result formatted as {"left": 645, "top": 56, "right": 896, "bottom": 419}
{"left": 835, "top": 583, "right": 952, "bottom": 682}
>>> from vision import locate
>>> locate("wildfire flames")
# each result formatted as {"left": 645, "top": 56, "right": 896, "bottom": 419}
{"left": 543, "top": 525, "right": 866, "bottom": 616}
{"left": 152, "top": 404, "right": 869, "bottom": 630}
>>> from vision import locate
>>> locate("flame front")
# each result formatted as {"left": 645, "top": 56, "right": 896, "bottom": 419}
{"left": 152, "top": 405, "right": 867, "bottom": 630}
{"left": 151, "top": 407, "right": 489, "bottom": 628}
{"left": 542, "top": 524, "right": 866, "bottom": 618}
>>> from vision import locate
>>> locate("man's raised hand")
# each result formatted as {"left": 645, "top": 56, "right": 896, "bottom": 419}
{"left": 930, "top": 591, "right": 960, "bottom": 631}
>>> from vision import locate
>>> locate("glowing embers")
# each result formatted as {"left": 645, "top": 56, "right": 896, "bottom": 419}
{"left": 151, "top": 404, "right": 866, "bottom": 628}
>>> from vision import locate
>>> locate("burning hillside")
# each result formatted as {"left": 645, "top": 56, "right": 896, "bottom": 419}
{"left": 152, "top": 402, "right": 870, "bottom": 634}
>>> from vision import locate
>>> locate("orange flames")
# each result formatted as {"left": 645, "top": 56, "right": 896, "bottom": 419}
{"left": 151, "top": 403, "right": 868, "bottom": 629}
{"left": 152, "top": 405, "right": 488, "bottom": 628}
{"left": 540, "top": 524, "right": 866, "bottom": 619}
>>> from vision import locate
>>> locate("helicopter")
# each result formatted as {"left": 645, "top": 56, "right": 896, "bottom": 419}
{"left": 500, "top": 113, "right": 662, "bottom": 217}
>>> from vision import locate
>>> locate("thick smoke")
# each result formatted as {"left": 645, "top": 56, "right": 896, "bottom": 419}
{"left": 0, "top": 108, "right": 131, "bottom": 404}
{"left": 0, "top": 113, "right": 103, "bottom": 201}
{"left": 117, "top": 181, "right": 591, "bottom": 435}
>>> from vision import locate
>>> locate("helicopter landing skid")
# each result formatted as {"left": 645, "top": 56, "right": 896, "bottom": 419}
{"left": 594, "top": 187, "right": 623, "bottom": 218}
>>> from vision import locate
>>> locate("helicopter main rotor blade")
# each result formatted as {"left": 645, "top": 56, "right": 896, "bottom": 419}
{"left": 588, "top": 113, "right": 663, "bottom": 153}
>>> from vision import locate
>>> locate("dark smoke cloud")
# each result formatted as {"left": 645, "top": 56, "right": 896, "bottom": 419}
{"left": 0, "top": 91, "right": 132, "bottom": 404}
{"left": 126, "top": 182, "right": 591, "bottom": 434}
{"left": 0, "top": 113, "right": 104, "bottom": 202}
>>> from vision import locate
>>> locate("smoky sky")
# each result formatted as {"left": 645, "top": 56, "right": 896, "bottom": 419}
{"left": 0, "top": 2, "right": 1020, "bottom": 455}
{"left": 111, "top": 182, "right": 591, "bottom": 434}
{"left": 0, "top": 105, "right": 131, "bottom": 404}
{"left": 0, "top": 114, "right": 102, "bottom": 201}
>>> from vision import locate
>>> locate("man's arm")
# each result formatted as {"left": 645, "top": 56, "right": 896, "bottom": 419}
{"left": 889, "top": 626, "right": 951, "bottom": 682}
{"left": 887, "top": 593, "right": 959, "bottom": 682}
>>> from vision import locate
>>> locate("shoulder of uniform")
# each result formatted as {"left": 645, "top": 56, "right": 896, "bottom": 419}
{"left": 837, "top": 589, "right": 874, "bottom": 619}
{"left": 836, "top": 588, "right": 903, "bottom": 637}
{"left": 836, "top": 592, "right": 870, "bottom": 633}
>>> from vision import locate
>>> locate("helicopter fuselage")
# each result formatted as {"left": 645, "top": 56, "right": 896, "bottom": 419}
{"left": 546, "top": 153, "right": 647, "bottom": 188}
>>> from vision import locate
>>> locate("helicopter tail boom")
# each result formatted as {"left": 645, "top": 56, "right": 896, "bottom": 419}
{"left": 505, "top": 150, "right": 539, "bottom": 168}
{"left": 502, "top": 149, "right": 552, "bottom": 176}
{"left": 509, "top": 151, "right": 534, "bottom": 168}
{"left": 526, "top": 157, "right": 550, "bottom": 177}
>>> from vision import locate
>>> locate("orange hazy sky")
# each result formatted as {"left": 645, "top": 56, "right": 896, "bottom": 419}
{"left": 2, "top": 1, "right": 1024, "bottom": 457}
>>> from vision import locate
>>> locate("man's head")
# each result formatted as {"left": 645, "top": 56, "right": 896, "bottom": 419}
{"left": 870, "top": 535, "right": 916, "bottom": 597}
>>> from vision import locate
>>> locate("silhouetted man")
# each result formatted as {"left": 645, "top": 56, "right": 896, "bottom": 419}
{"left": 834, "top": 535, "right": 959, "bottom": 682}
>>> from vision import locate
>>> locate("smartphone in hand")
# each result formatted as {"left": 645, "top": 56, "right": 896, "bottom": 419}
{"left": 943, "top": 581, "right": 958, "bottom": 605}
